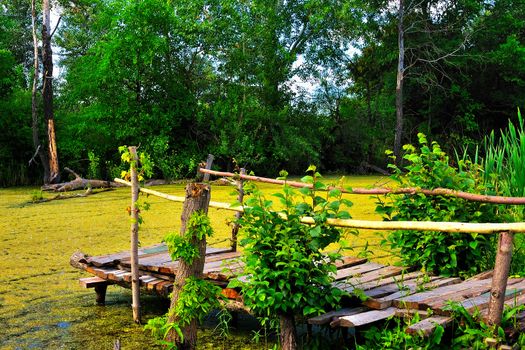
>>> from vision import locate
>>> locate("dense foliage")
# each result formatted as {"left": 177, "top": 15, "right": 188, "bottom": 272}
{"left": 230, "top": 168, "right": 350, "bottom": 344}
{"left": 377, "top": 134, "right": 498, "bottom": 277}
{"left": 1, "top": 0, "right": 525, "bottom": 185}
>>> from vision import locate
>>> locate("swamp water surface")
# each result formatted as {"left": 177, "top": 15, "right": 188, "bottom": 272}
{"left": 0, "top": 176, "right": 388, "bottom": 349}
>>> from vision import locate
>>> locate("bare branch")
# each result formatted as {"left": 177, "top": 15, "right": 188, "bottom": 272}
{"left": 50, "top": 16, "right": 62, "bottom": 38}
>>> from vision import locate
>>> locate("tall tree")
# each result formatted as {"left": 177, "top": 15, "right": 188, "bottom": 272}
{"left": 31, "top": 0, "right": 50, "bottom": 182}
{"left": 394, "top": 0, "right": 404, "bottom": 163}
{"left": 41, "top": 0, "right": 60, "bottom": 183}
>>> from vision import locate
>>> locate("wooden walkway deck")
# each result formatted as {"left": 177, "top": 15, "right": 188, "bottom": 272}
{"left": 71, "top": 243, "right": 525, "bottom": 336}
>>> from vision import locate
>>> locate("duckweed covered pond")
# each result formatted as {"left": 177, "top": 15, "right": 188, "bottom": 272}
{"left": 0, "top": 176, "right": 389, "bottom": 349}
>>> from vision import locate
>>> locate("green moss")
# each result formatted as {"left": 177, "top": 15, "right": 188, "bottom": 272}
{"left": 0, "top": 176, "right": 387, "bottom": 349}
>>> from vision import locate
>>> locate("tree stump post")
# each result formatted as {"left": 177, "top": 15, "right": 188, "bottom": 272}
{"left": 487, "top": 231, "right": 514, "bottom": 326}
{"left": 129, "top": 146, "right": 141, "bottom": 323}
{"left": 166, "top": 182, "right": 211, "bottom": 349}
{"left": 231, "top": 168, "right": 246, "bottom": 252}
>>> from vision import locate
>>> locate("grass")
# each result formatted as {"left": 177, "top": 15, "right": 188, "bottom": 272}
{"left": 0, "top": 175, "right": 388, "bottom": 349}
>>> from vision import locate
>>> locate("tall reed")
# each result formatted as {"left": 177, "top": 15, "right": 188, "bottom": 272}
{"left": 483, "top": 109, "right": 525, "bottom": 275}
{"left": 484, "top": 109, "right": 525, "bottom": 200}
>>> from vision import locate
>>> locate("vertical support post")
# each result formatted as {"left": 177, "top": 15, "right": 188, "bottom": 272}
{"left": 487, "top": 231, "right": 514, "bottom": 326}
{"left": 129, "top": 146, "right": 141, "bottom": 324}
{"left": 166, "top": 183, "right": 211, "bottom": 349}
{"left": 94, "top": 284, "right": 108, "bottom": 306}
{"left": 231, "top": 168, "right": 246, "bottom": 252}
{"left": 202, "top": 154, "right": 214, "bottom": 182}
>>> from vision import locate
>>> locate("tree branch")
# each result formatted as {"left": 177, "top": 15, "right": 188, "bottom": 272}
{"left": 50, "top": 16, "right": 62, "bottom": 38}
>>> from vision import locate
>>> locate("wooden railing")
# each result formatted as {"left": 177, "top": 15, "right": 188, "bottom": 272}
{"left": 114, "top": 156, "right": 525, "bottom": 326}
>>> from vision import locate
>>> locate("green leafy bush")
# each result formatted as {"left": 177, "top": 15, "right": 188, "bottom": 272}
{"left": 377, "top": 133, "right": 498, "bottom": 277}
{"left": 231, "top": 167, "right": 351, "bottom": 337}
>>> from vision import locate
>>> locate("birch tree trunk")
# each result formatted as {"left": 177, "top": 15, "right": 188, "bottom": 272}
{"left": 31, "top": 0, "right": 50, "bottom": 183}
{"left": 394, "top": 0, "right": 405, "bottom": 164}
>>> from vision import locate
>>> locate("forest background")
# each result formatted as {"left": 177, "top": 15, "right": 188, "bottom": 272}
{"left": 1, "top": 0, "right": 525, "bottom": 186}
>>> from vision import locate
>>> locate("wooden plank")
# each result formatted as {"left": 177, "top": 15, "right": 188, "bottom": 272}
{"left": 335, "top": 271, "right": 429, "bottom": 293}
{"left": 355, "top": 276, "right": 445, "bottom": 300}
{"left": 334, "top": 256, "right": 368, "bottom": 269}
{"left": 338, "top": 307, "right": 397, "bottom": 327}
{"left": 422, "top": 278, "right": 524, "bottom": 311}
{"left": 308, "top": 307, "right": 369, "bottom": 325}
{"left": 405, "top": 316, "right": 453, "bottom": 336}
{"left": 334, "top": 262, "right": 384, "bottom": 280}
{"left": 480, "top": 291, "right": 525, "bottom": 320}
{"left": 119, "top": 247, "right": 235, "bottom": 272}
{"left": 395, "top": 309, "right": 430, "bottom": 319}
{"left": 394, "top": 279, "right": 492, "bottom": 309}
{"left": 356, "top": 270, "right": 427, "bottom": 290}
{"left": 152, "top": 249, "right": 239, "bottom": 274}
{"left": 465, "top": 270, "right": 493, "bottom": 281}
{"left": 364, "top": 277, "right": 461, "bottom": 310}
{"left": 146, "top": 278, "right": 164, "bottom": 292}
{"left": 79, "top": 276, "right": 110, "bottom": 288}
{"left": 342, "top": 266, "right": 407, "bottom": 288}
{"left": 87, "top": 243, "right": 167, "bottom": 267}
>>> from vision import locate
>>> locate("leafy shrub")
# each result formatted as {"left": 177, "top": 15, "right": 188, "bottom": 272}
{"left": 377, "top": 133, "right": 498, "bottom": 277}
{"left": 231, "top": 167, "right": 352, "bottom": 344}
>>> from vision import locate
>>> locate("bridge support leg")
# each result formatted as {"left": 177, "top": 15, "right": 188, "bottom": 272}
{"left": 95, "top": 284, "right": 108, "bottom": 305}
{"left": 487, "top": 231, "right": 514, "bottom": 326}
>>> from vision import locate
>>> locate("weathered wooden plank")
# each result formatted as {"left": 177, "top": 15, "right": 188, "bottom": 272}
{"left": 365, "top": 277, "right": 461, "bottom": 310}
{"left": 355, "top": 270, "right": 425, "bottom": 290}
{"left": 405, "top": 316, "right": 453, "bottom": 336}
{"left": 395, "top": 309, "right": 430, "bottom": 319}
{"left": 422, "top": 278, "right": 524, "bottom": 311}
{"left": 79, "top": 276, "right": 110, "bottom": 288}
{"left": 343, "top": 266, "right": 407, "bottom": 287}
{"left": 334, "top": 262, "right": 384, "bottom": 280}
{"left": 155, "top": 249, "right": 240, "bottom": 274}
{"left": 146, "top": 278, "right": 163, "bottom": 292}
{"left": 355, "top": 276, "right": 446, "bottom": 300}
{"left": 308, "top": 307, "right": 369, "bottom": 325}
{"left": 465, "top": 270, "right": 493, "bottom": 281}
{"left": 119, "top": 247, "right": 235, "bottom": 272}
{"left": 338, "top": 307, "right": 397, "bottom": 327}
{"left": 334, "top": 256, "right": 368, "bottom": 269}
{"left": 155, "top": 280, "right": 173, "bottom": 295}
{"left": 87, "top": 243, "right": 168, "bottom": 267}
{"left": 394, "top": 279, "right": 492, "bottom": 309}
{"left": 336, "top": 271, "right": 430, "bottom": 293}
{"left": 480, "top": 291, "right": 525, "bottom": 320}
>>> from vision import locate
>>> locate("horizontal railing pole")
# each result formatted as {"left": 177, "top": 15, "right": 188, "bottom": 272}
{"left": 114, "top": 178, "right": 241, "bottom": 212}
{"left": 114, "top": 178, "right": 525, "bottom": 233}
{"left": 198, "top": 169, "right": 525, "bottom": 205}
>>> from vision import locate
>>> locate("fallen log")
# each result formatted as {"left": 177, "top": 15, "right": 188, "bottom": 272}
{"left": 33, "top": 187, "right": 114, "bottom": 203}
{"left": 42, "top": 167, "right": 123, "bottom": 192}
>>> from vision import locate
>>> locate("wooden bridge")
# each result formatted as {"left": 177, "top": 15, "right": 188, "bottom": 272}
{"left": 71, "top": 242, "right": 525, "bottom": 336}
{"left": 70, "top": 152, "right": 525, "bottom": 340}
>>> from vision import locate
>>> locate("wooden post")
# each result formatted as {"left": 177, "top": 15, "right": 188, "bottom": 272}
{"left": 202, "top": 154, "right": 214, "bottom": 182}
{"left": 129, "top": 146, "right": 141, "bottom": 323}
{"left": 231, "top": 168, "right": 246, "bottom": 252}
{"left": 487, "top": 231, "right": 514, "bottom": 326}
{"left": 166, "top": 183, "right": 211, "bottom": 349}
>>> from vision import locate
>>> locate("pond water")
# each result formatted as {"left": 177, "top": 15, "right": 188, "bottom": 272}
{"left": 0, "top": 176, "right": 388, "bottom": 349}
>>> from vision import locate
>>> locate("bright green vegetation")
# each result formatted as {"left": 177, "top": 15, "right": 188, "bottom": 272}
{"left": 378, "top": 134, "right": 498, "bottom": 277}
{"left": 0, "top": 175, "right": 385, "bottom": 349}
{"left": 231, "top": 169, "right": 351, "bottom": 347}
{"left": 2, "top": 0, "right": 525, "bottom": 186}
